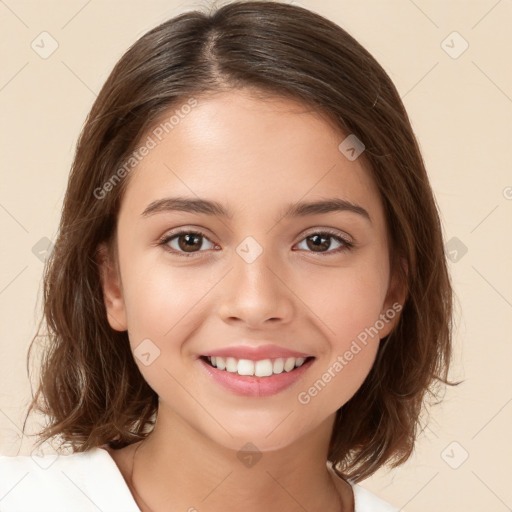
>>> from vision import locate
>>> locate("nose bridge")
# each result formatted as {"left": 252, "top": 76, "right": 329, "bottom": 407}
{"left": 218, "top": 235, "right": 293, "bottom": 325}
{"left": 234, "top": 234, "right": 282, "bottom": 298}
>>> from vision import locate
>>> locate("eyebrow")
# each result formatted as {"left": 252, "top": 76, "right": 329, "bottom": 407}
{"left": 141, "top": 196, "right": 371, "bottom": 223}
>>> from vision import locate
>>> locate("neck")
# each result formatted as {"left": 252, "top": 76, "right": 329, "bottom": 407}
{"left": 125, "top": 405, "right": 352, "bottom": 512}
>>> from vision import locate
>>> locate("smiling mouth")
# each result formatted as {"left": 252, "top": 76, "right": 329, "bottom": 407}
{"left": 200, "top": 355, "right": 315, "bottom": 377}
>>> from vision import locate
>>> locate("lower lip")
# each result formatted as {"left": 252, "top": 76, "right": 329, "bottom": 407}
{"left": 198, "top": 357, "right": 315, "bottom": 397}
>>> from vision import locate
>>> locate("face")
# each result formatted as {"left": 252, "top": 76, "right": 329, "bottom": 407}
{"left": 100, "top": 89, "right": 404, "bottom": 452}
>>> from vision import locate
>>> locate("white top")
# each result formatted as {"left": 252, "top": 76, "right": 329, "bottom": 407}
{"left": 0, "top": 447, "right": 399, "bottom": 511}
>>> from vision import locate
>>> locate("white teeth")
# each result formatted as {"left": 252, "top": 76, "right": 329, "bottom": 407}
{"left": 254, "top": 359, "right": 273, "bottom": 377}
{"left": 284, "top": 357, "right": 296, "bottom": 372}
{"left": 273, "top": 358, "right": 284, "bottom": 374}
{"left": 206, "top": 355, "right": 309, "bottom": 377}
{"left": 237, "top": 359, "right": 255, "bottom": 376}
{"left": 225, "top": 357, "right": 237, "bottom": 373}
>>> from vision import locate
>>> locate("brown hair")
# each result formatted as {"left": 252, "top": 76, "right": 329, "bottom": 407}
{"left": 22, "top": 0, "right": 460, "bottom": 483}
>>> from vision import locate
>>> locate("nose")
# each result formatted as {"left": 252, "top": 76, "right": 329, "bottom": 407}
{"left": 217, "top": 245, "right": 295, "bottom": 329}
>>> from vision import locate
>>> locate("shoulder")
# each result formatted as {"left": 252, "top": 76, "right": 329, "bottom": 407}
{"left": 0, "top": 446, "right": 140, "bottom": 512}
{"left": 351, "top": 482, "right": 400, "bottom": 512}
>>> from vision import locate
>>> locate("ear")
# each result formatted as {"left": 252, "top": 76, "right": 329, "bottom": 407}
{"left": 96, "top": 242, "right": 128, "bottom": 332}
{"left": 379, "top": 257, "right": 408, "bottom": 339}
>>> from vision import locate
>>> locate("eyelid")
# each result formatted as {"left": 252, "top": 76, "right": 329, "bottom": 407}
{"left": 158, "top": 225, "right": 353, "bottom": 243}
{"left": 157, "top": 226, "right": 355, "bottom": 257}
{"left": 157, "top": 225, "right": 217, "bottom": 244}
{"left": 299, "top": 227, "right": 353, "bottom": 245}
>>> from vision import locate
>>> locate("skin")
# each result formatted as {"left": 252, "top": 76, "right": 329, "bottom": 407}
{"left": 99, "top": 88, "right": 406, "bottom": 512}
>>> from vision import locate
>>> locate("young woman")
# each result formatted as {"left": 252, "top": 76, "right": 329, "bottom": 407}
{"left": 0, "top": 2, "right": 457, "bottom": 511}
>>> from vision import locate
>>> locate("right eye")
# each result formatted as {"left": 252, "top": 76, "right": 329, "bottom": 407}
{"left": 159, "top": 230, "right": 217, "bottom": 257}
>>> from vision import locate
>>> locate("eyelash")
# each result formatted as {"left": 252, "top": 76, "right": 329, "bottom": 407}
{"left": 157, "top": 228, "right": 354, "bottom": 258}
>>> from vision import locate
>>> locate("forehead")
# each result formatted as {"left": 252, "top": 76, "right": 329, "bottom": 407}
{"left": 119, "top": 89, "right": 383, "bottom": 224}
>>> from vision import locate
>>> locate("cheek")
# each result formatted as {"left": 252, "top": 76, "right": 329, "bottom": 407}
{"left": 120, "top": 256, "right": 216, "bottom": 355}
{"left": 300, "top": 255, "right": 389, "bottom": 347}
{"left": 118, "top": 260, "right": 211, "bottom": 398}
{"left": 293, "top": 256, "right": 388, "bottom": 409}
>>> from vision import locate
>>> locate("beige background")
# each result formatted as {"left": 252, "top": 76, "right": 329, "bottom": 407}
{"left": 1, "top": 0, "right": 511, "bottom": 510}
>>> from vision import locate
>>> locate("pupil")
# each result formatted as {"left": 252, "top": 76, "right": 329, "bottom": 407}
{"left": 308, "top": 234, "right": 329, "bottom": 251}
{"left": 179, "top": 233, "right": 201, "bottom": 252}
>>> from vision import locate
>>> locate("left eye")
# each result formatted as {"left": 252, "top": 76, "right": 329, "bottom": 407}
{"left": 295, "top": 232, "right": 353, "bottom": 254}
{"left": 159, "top": 230, "right": 353, "bottom": 257}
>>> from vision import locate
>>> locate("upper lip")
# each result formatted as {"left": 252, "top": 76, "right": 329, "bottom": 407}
{"left": 201, "top": 344, "right": 312, "bottom": 360}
